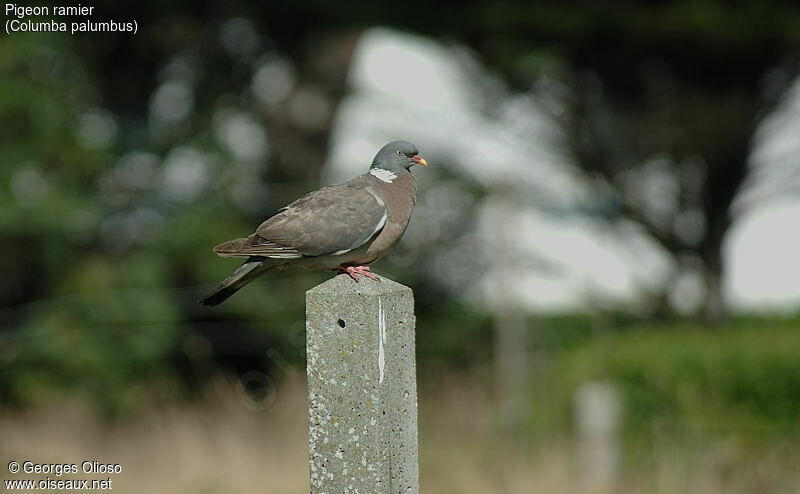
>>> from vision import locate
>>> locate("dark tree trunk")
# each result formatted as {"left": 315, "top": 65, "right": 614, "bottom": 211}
{"left": 698, "top": 126, "right": 753, "bottom": 322}
{"left": 701, "top": 255, "right": 726, "bottom": 324}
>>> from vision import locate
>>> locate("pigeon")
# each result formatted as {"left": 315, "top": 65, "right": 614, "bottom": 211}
{"left": 200, "top": 140, "right": 427, "bottom": 306}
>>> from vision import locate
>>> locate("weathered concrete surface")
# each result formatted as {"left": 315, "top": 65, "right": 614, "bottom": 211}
{"left": 306, "top": 274, "right": 418, "bottom": 494}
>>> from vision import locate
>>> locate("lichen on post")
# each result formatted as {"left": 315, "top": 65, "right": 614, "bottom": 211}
{"left": 306, "top": 274, "right": 418, "bottom": 494}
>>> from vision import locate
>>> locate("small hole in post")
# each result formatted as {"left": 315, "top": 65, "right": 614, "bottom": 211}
{"left": 337, "top": 319, "right": 346, "bottom": 328}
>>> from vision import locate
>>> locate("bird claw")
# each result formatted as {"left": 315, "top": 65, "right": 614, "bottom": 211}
{"left": 341, "top": 265, "right": 380, "bottom": 282}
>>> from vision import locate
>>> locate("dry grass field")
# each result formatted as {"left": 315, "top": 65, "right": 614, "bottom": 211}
{"left": 2, "top": 375, "right": 798, "bottom": 494}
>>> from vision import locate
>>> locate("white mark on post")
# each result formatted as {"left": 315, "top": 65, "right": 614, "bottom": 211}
{"left": 378, "top": 298, "right": 386, "bottom": 384}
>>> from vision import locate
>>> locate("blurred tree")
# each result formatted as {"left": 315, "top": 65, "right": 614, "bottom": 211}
{"left": 4, "top": 0, "right": 800, "bottom": 410}
{"left": 447, "top": 1, "right": 800, "bottom": 321}
{"left": 1, "top": 0, "right": 408, "bottom": 407}
{"left": 0, "top": 31, "right": 181, "bottom": 410}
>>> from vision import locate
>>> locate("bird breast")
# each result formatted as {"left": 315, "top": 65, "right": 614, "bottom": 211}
{"left": 362, "top": 173, "right": 417, "bottom": 262}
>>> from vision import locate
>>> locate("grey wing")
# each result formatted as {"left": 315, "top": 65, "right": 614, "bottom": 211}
{"left": 242, "top": 180, "right": 387, "bottom": 258}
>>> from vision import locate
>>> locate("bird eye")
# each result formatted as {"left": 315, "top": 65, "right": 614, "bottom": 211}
{"left": 395, "top": 150, "right": 402, "bottom": 156}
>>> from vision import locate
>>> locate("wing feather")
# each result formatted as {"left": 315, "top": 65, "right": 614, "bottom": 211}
{"left": 214, "top": 176, "right": 387, "bottom": 259}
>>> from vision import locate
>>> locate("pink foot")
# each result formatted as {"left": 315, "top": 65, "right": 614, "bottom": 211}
{"left": 341, "top": 265, "right": 380, "bottom": 282}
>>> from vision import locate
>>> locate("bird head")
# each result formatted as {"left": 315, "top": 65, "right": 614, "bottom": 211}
{"left": 371, "top": 140, "right": 428, "bottom": 175}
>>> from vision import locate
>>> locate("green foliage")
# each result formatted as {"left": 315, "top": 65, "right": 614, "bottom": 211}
{"left": 4, "top": 253, "right": 181, "bottom": 412}
{"left": 531, "top": 317, "right": 800, "bottom": 440}
{"left": 3, "top": 2, "right": 800, "bottom": 425}
{"left": 417, "top": 303, "right": 493, "bottom": 369}
{"left": 0, "top": 32, "right": 211, "bottom": 411}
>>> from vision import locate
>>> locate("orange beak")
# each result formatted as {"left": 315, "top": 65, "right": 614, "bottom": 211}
{"left": 412, "top": 155, "right": 428, "bottom": 167}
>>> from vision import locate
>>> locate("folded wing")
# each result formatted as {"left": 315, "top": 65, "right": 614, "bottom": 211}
{"left": 214, "top": 180, "right": 387, "bottom": 259}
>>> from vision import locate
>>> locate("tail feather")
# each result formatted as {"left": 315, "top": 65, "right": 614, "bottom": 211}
{"left": 200, "top": 259, "right": 274, "bottom": 306}
{"left": 213, "top": 237, "right": 250, "bottom": 258}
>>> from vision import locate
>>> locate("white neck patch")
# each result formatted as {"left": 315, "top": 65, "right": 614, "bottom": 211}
{"left": 369, "top": 167, "right": 397, "bottom": 183}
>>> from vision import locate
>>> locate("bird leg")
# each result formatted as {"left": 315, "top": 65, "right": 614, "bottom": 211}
{"left": 340, "top": 264, "right": 380, "bottom": 282}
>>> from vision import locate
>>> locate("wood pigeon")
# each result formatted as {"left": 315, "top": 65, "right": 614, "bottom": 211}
{"left": 200, "top": 140, "right": 427, "bottom": 306}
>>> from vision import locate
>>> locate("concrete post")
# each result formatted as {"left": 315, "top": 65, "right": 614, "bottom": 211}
{"left": 573, "top": 381, "right": 621, "bottom": 494}
{"left": 306, "top": 274, "right": 418, "bottom": 494}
